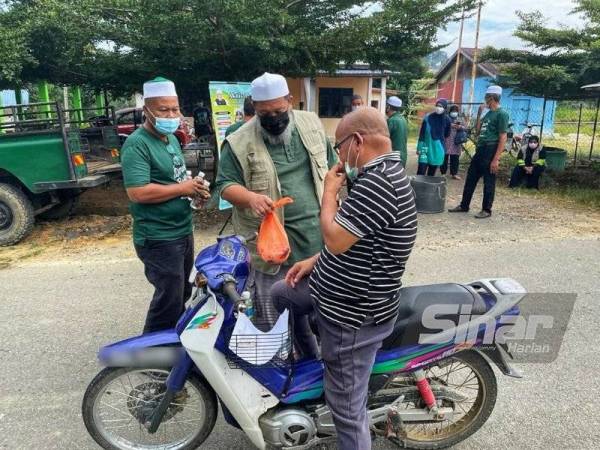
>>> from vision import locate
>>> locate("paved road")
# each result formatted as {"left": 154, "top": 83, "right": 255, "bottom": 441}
{"left": 1, "top": 234, "right": 599, "bottom": 449}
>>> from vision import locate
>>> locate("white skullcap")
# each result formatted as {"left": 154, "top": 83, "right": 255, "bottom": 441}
{"left": 251, "top": 72, "right": 289, "bottom": 102}
{"left": 486, "top": 85, "right": 502, "bottom": 96}
{"left": 387, "top": 96, "right": 402, "bottom": 108}
{"left": 143, "top": 77, "right": 177, "bottom": 99}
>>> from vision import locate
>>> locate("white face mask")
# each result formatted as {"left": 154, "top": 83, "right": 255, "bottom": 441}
{"left": 528, "top": 142, "right": 539, "bottom": 149}
{"left": 435, "top": 106, "right": 445, "bottom": 115}
{"left": 450, "top": 112, "right": 459, "bottom": 118}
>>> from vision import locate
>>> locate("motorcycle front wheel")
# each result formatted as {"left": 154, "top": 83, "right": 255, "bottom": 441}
{"left": 373, "top": 350, "right": 498, "bottom": 450}
{"left": 82, "top": 367, "right": 217, "bottom": 450}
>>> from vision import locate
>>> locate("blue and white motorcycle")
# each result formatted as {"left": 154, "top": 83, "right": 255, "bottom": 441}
{"left": 82, "top": 235, "right": 525, "bottom": 449}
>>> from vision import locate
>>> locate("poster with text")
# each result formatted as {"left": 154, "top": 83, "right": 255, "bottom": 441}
{"left": 209, "top": 81, "right": 251, "bottom": 210}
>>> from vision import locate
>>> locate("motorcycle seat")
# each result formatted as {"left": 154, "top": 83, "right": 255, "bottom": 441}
{"left": 381, "top": 283, "right": 488, "bottom": 350}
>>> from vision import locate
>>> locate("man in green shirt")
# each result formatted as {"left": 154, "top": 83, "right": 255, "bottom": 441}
{"left": 385, "top": 96, "right": 409, "bottom": 167}
{"left": 225, "top": 96, "right": 255, "bottom": 137}
{"left": 449, "top": 85, "right": 509, "bottom": 219}
{"left": 121, "top": 77, "right": 209, "bottom": 333}
{"left": 215, "top": 72, "right": 336, "bottom": 326}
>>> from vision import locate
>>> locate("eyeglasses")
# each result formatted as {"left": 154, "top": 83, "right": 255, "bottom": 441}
{"left": 333, "top": 133, "right": 357, "bottom": 154}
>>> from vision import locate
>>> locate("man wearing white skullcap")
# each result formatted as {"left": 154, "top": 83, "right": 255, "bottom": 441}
{"left": 449, "top": 84, "right": 509, "bottom": 218}
{"left": 215, "top": 72, "right": 336, "bottom": 327}
{"left": 385, "top": 96, "right": 408, "bottom": 166}
{"left": 121, "top": 76, "right": 209, "bottom": 333}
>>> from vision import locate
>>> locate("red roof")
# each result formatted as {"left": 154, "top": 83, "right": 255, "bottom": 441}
{"left": 436, "top": 47, "right": 500, "bottom": 80}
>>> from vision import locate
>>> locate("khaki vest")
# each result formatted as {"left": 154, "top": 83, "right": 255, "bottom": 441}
{"left": 521, "top": 144, "right": 543, "bottom": 164}
{"left": 225, "top": 110, "right": 329, "bottom": 274}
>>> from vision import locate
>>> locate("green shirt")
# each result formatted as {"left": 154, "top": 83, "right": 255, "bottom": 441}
{"left": 121, "top": 127, "right": 192, "bottom": 246}
{"left": 478, "top": 108, "right": 510, "bottom": 145}
{"left": 215, "top": 129, "right": 337, "bottom": 265}
{"left": 225, "top": 120, "right": 244, "bottom": 137}
{"left": 387, "top": 112, "right": 409, "bottom": 165}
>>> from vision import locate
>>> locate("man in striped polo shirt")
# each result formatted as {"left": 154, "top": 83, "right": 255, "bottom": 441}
{"left": 272, "top": 107, "right": 417, "bottom": 450}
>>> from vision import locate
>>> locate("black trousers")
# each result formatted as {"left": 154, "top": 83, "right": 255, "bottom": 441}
{"left": 441, "top": 154, "right": 460, "bottom": 176}
{"left": 459, "top": 143, "right": 498, "bottom": 213}
{"left": 135, "top": 233, "right": 194, "bottom": 333}
{"left": 417, "top": 163, "right": 439, "bottom": 176}
{"left": 509, "top": 165, "right": 544, "bottom": 189}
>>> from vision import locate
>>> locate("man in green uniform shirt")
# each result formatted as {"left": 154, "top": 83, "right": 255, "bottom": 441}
{"left": 385, "top": 96, "right": 408, "bottom": 167}
{"left": 121, "top": 77, "right": 209, "bottom": 333}
{"left": 449, "top": 85, "right": 509, "bottom": 218}
{"left": 215, "top": 72, "right": 336, "bottom": 326}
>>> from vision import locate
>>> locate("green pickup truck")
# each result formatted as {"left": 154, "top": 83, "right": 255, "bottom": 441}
{"left": 0, "top": 101, "right": 120, "bottom": 246}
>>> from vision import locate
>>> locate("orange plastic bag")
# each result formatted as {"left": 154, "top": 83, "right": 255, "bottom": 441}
{"left": 256, "top": 197, "right": 294, "bottom": 264}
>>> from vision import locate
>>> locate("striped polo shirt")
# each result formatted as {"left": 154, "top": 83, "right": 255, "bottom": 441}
{"left": 309, "top": 152, "right": 417, "bottom": 329}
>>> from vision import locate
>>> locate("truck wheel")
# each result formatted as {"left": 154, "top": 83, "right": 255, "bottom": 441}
{"left": 38, "top": 196, "right": 79, "bottom": 220}
{"left": 0, "top": 183, "right": 35, "bottom": 246}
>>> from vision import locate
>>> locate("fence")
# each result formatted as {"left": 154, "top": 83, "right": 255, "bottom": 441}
{"left": 548, "top": 99, "right": 600, "bottom": 165}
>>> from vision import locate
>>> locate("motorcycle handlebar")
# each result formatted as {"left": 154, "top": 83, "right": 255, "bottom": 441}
{"left": 222, "top": 280, "right": 246, "bottom": 313}
{"left": 222, "top": 281, "right": 241, "bottom": 302}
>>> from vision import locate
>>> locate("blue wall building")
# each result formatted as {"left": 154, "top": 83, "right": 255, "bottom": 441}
{"left": 435, "top": 48, "right": 556, "bottom": 135}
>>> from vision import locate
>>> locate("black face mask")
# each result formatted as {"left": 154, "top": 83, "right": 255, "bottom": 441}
{"left": 259, "top": 110, "right": 290, "bottom": 135}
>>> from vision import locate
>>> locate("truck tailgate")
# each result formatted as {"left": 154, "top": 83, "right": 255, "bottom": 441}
{"left": 34, "top": 174, "right": 109, "bottom": 190}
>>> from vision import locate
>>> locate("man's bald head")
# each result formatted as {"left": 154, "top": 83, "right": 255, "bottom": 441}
{"left": 336, "top": 107, "right": 390, "bottom": 141}
{"left": 335, "top": 107, "right": 392, "bottom": 167}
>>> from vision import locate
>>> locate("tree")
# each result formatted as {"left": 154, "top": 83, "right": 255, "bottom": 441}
{"left": 480, "top": 1, "right": 600, "bottom": 99}
{"left": 0, "top": 0, "right": 476, "bottom": 104}
{"left": 403, "top": 77, "right": 437, "bottom": 120}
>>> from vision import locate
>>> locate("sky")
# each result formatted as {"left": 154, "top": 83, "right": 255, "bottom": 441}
{"left": 436, "top": 0, "right": 586, "bottom": 53}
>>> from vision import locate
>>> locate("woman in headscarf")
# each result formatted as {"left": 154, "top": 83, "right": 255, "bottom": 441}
{"left": 417, "top": 98, "right": 452, "bottom": 176}
{"left": 509, "top": 135, "right": 546, "bottom": 189}
{"left": 441, "top": 104, "right": 467, "bottom": 180}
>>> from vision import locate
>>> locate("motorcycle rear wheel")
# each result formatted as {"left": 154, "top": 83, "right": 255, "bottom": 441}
{"left": 375, "top": 350, "right": 497, "bottom": 450}
{"left": 82, "top": 367, "right": 217, "bottom": 450}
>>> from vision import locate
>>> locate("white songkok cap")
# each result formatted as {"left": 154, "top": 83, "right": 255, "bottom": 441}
{"left": 387, "top": 96, "right": 403, "bottom": 108}
{"left": 143, "top": 77, "right": 178, "bottom": 99}
{"left": 251, "top": 72, "right": 290, "bottom": 102}
{"left": 486, "top": 85, "right": 503, "bottom": 96}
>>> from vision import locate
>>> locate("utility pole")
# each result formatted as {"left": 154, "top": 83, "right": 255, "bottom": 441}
{"left": 451, "top": 8, "right": 466, "bottom": 103}
{"left": 467, "top": 0, "right": 483, "bottom": 118}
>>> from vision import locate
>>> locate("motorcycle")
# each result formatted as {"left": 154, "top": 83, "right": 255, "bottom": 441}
{"left": 82, "top": 234, "right": 525, "bottom": 450}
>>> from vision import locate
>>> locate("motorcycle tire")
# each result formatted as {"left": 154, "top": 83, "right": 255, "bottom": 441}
{"left": 82, "top": 367, "right": 217, "bottom": 450}
{"left": 381, "top": 350, "right": 498, "bottom": 450}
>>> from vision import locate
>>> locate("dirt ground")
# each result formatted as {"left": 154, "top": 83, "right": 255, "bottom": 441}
{"left": 1, "top": 164, "right": 599, "bottom": 270}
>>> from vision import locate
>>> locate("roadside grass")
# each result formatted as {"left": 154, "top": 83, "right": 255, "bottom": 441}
{"left": 510, "top": 185, "right": 600, "bottom": 210}
{"left": 457, "top": 151, "right": 600, "bottom": 210}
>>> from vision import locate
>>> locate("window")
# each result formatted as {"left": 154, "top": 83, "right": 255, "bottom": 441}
{"left": 371, "top": 100, "right": 379, "bottom": 109}
{"left": 319, "top": 88, "right": 353, "bottom": 118}
{"left": 117, "top": 110, "right": 135, "bottom": 125}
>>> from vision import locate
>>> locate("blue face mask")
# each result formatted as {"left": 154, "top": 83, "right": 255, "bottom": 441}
{"left": 345, "top": 161, "right": 358, "bottom": 181}
{"left": 147, "top": 108, "right": 180, "bottom": 135}
{"left": 344, "top": 138, "right": 360, "bottom": 182}
{"left": 155, "top": 117, "right": 180, "bottom": 135}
